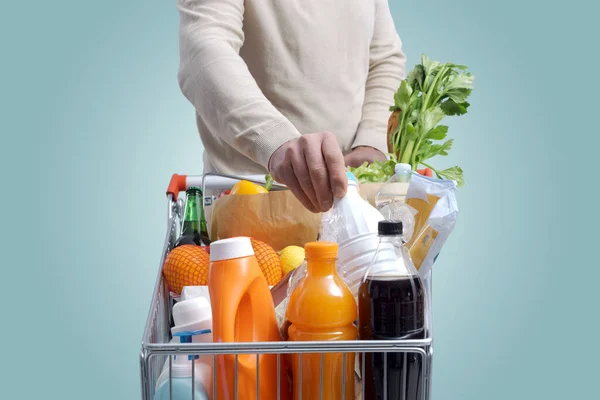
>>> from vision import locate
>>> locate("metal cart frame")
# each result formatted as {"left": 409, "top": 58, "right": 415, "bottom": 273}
{"left": 140, "top": 174, "right": 434, "bottom": 400}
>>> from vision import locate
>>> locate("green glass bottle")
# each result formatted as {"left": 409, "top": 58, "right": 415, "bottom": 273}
{"left": 174, "top": 187, "right": 210, "bottom": 247}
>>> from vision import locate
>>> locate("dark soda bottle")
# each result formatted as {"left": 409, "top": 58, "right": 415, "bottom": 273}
{"left": 174, "top": 186, "right": 210, "bottom": 248}
{"left": 358, "top": 220, "right": 425, "bottom": 400}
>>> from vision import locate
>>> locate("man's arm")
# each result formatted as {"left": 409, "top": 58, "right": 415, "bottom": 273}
{"left": 177, "top": 0, "right": 347, "bottom": 212}
{"left": 177, "top": 0, "right": 301, "bottom": 169}
{"left": 351, "top": 0, "right": 406, "bottom": 155}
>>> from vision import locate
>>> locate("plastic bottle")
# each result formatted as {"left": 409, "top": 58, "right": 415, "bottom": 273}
{"left": 208, "top": 237, "right": 290, "bottom": 400}
{"left": 286, "top": 242, "right": 357, "bottom": 400}
{"left": 331, "top": 172, "right": 384, "bottom": 243}
{"left": 153, "top": 331, "right": 210, "bottom": 400}
{"left": 358, "top": 221, "right": 425, "bottom": 400}
{"left": 375, "top": 163, "right": 412, "bottom": 209}
{"left": 155, "top": 294, "right": 214, "bottom": 399}
{"left": 171, "top": 295, "right": 214, "bottom": 392}
{"left": 374, "top": 164, "right": 416, "bottom": 242}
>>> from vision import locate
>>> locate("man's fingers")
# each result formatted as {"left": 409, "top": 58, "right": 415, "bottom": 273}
{"left": 322, "top": 133, "right": 347, "bottom": 198}
{"left": 278, "top": 159, "right": 319, "bottom": 213}
{"left": 301, "top": 135, "right": 333, "bottom": 212}
{"left": 287, "top": 145, "right": 320, "bottom": 211}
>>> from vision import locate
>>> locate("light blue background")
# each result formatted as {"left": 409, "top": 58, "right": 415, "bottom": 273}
{"left": 1, "top": 0, "right": 598, "bottom": 399}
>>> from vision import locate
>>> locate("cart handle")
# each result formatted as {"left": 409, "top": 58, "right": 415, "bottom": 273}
{"left": 167, "top": 173, "right": 284, "bottom": 200}
{"left": 166, "top": 174, "right": 187, "bottom": 200}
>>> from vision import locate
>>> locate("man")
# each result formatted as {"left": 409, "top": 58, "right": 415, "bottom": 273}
{"left": 177, "top": 0, "right": 406, "bottom": 213}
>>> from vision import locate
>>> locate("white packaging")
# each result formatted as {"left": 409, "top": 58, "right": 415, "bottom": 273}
{"left": 180, "top": 286, "right": 210, "bottom": 302}
{"left": 155, "top": 294, "right": 214, "bottom": 397}
{"left": 319, "top": 172, "right": 384, "bottom": 243}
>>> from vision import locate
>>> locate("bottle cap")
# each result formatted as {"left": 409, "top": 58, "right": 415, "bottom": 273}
{"left": 210, "top": 237, "right": 254, "bottom": 262}
{"left": 305, "top": 242, "right": 338, "bottom": 260}
{"left": 172, "top": 296, "right": 212, "bottom": 329}
{"left": 394, "top": 163, "right": 412, "bottom": 175}
{"left": 378, "top": 220, "right": 403, "bottom": 236}
{"left": 346, "top": 171, "right": 359, "bottom": 187}
{"left": 186, "top": 186, "right": 202, "bottom": 194}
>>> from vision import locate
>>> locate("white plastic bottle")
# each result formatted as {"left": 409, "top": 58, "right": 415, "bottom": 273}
{"left": 154, "top": 295, "right": 213, "bottom": 400}
{"left": 333, "top": 172, "right": 384, "bottom": 243}
{"left": 375, "top": 163, "right": 412, "bottom": 209}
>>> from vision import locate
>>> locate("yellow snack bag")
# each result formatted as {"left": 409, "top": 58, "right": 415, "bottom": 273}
{"left": 404, "top": 174, "right": 458, "bottom": 279}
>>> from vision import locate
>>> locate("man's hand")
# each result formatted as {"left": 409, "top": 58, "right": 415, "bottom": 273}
{"left": 269, "top": 132, "right": 348, "bottom": 213}
{"left": 344, "top": 146, "right": 387, "bottom": 168}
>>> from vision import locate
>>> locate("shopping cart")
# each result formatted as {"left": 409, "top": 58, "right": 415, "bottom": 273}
{"left": 140, "top": 174, "right": 434, "bottom": 400}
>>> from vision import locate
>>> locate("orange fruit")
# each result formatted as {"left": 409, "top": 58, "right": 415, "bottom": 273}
{"left": 163, "top": 245, "right": 210, "bottom": 295}
{"left": 230, "top": 180, "right": 268, "bottom": 195}
{"left": 251, "top": 238, "right": 283, "bottom": 285}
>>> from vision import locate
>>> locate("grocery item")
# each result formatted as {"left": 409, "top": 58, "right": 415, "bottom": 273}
{"left": 251, "top": 238, "right": 283, "bottom": 285}
{"left": 387, "top": 54, "right": 474, "bottom": 186}
{"left": 209, "top": 189, "right": 321, "bottom": 252}
{"left": 358, "top": 221, "right": 425, "bottom": 400}
{"left": 175, "top": 187, "right": 210, "bottom": 247}
{"left": 375, "top": 163, "right": 412, "bottom": 207}
{"left": 319, "top": 172, "right": 383, "bottom": 244}
{"left": 286, "top": 242, "right": 357, "bottom": 400}
{"left": 347, "top": 158, "right": 397, "bottom": 184}
{"left": 154, "top": 330, "right": 211, "bottom": 400}
{"left": 374, "top": 163, "right": 417, "bottom": 243}
{"left": 163, "top": 245, "right": 210, "bottom": 295}
{"left": 416, "top": 168, "right": 433, "bottom": 177}
{"left": 169, "top": 294, "right": 213, "bottom": 394}
{"left": 278, "top": 246, "right": 305, "bottom": 275}
{"left": 179, "top": 285, "right": 210, "bottom": 302}
{"left": 264, "top": 174, "right": 274, "bottom": 191}
{"left": 336, "top": 232, "right": 397, "bottom": 299}
{"left": 404, "top": 173, "right": 458, "bottom": 280}
{"left": 348, "top": 162, "right": 435, "bottom": 186}
{"left": 230, "top": 180, "right": 269, "bottom": 195}
{"left": 172, "top": 296, "right": 213, "bottom": 341}
{"left": 208, "top": 237, "right": 289, "bottom": 400}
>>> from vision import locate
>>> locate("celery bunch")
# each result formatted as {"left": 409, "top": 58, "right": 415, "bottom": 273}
{"left": 388, "top": 55, "right": 474, "bottom": 186}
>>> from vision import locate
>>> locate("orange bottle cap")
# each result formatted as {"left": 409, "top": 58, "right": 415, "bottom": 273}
{"left": 305, "top": 242, "right": 338, "bottom": 260}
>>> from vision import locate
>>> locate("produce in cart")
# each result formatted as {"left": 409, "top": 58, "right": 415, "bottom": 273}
{"left": 163, "top": 245, "right": 210, "bottom": 295}
{"left": 350, "top": 54, "right": 475, "bottom": 186}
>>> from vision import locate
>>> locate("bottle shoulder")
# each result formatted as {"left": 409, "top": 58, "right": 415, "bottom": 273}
{"left": 287, "top": 276, "right": 357, "bottom": 326}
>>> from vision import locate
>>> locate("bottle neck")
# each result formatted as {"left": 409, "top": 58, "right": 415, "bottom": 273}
{"left": 306, "top": 257, "right": 337, "bottom": 277}
{"left": 378, "top": 236, "right": 400, "bottom": 245}
{"left": 181, "top": 192, "right": 207, "bottom": 235}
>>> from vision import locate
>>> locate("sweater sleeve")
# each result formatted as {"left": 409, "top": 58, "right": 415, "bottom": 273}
{"left": 351, "top": 0, "right": 406, "bottom": 154}
{"left": 177, "top": 0, "right": 301, "bottom": 169}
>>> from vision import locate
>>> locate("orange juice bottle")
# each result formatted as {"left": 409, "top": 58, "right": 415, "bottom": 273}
{"left": 208, "top": 237, "right": 290, "bottom": 400}
{"left": 286, "top": 242, "right": 357, "bottom": 400}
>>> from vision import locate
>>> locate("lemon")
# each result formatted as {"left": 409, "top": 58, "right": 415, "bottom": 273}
{"left": 230, "top": 180, "right": 269, "bottom": 195}
{"left": 279, "top": 246, "right": 305, "bottom": 275}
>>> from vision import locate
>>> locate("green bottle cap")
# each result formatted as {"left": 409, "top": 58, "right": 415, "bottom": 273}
{"left": 186, "top": 186, "right": 202, "bottom": 194}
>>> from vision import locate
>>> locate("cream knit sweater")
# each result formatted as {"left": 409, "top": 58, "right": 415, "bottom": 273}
{"left": 177, "top": 0, "right": 406, "bottom": 175}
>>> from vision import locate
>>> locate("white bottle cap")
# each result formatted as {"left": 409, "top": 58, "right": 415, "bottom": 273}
{"left": 395, "top": 163, "right": 412, "bottom": 175}
{"left": 172, "top": 296, "right": 212, "bottom": 327}
{"left": 171, "top": 296, "right": 213, "bottom": 336}
{"left": 180, "top": 286, "right": 210, "bottom": 302}
{"left": 209, "top": 237, "right": 254, "bottom": 262}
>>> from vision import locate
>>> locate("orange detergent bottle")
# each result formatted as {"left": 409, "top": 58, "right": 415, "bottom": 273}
{"left": 208, "top": 237, "right": 290, "bottom": 400}
{"left": 286, "top": 242, "right": 357, "bottom": 400}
